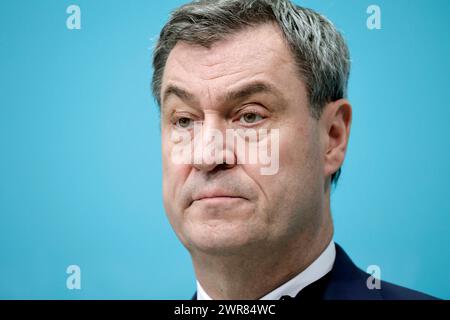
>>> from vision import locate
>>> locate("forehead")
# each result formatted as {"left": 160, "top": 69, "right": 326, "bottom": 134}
{"left": 161, "top": 23, "right": 300, "bottom": 104}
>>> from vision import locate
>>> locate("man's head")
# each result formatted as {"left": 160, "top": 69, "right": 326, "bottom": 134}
{"left": 152, "top": 0, "right": 352, "bottom": 256}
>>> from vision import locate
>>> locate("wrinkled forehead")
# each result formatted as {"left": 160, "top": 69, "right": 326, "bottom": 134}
{"left": 161, "top": 23, "right": 297, "bottom": 104}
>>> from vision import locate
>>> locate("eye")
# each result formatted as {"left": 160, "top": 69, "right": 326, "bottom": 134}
{"left": 175, "top": 117, "right": 194, "bottom": 129}
{"left": 239, "top": 112, "right": 264, "bottom": 124}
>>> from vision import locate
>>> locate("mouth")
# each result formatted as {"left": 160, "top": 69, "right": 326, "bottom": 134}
{"left": 190, "top": 197, "right": 246, "bottom": 208}
{"left": 190, "top": 191, "right": 248, "bottom": 206}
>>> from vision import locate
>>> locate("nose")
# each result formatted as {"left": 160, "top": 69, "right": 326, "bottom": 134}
{"left": 191, "top": 118, "right": 236, "bottom": 173}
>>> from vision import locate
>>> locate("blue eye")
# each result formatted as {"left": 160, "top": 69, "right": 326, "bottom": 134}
{"left": 239, "top": 112, "right": 263, "bottom": 124}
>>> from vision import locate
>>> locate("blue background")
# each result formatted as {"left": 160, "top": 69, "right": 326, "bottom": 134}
{"left": 0, "top": 0, "right": 449, "bottom": 299}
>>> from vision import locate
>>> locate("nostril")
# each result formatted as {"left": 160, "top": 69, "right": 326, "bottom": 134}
{"left": 220, "top": 161, "right": 235, "bottom": 169}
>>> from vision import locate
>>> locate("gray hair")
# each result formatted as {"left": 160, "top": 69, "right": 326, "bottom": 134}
{"left": 151, "top": 0, "right": 350, "bottom": 185}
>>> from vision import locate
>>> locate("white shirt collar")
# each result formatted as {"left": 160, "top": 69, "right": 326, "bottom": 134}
{"left": 196, "top": 240, "right": 336, "bottom": 300}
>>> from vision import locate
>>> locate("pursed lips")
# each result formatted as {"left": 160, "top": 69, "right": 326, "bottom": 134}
{"left": 190, "top": 190, "right": 247, "bottom": 206}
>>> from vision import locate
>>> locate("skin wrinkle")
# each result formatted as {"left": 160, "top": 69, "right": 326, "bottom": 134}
{"left": 171, "top": 46, "right": 249, "bottom": 82}
{"left": 167, "top": 24, "right": 291, "bottom": 84}
{"left": 161, "top": 21, "right": 351, "bottom": 299}
{"left": 163, "top": 75, "right": 287, "bottom": 117}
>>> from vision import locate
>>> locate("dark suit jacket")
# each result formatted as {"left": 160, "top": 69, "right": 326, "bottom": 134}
{"left": 192, "top": 243, "right": 437, "bottom": 300}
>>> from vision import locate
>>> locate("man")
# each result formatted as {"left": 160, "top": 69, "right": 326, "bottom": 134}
{"left": 151, "top": 0, "right": 436, "bottom": 300}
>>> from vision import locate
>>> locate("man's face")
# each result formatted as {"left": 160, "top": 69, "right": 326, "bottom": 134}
{"left": 160, "top": 23, "right": 326, "bottom": 255}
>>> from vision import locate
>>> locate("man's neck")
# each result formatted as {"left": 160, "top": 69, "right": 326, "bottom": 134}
{"left": 191, "top": 218, "right": 334, "bottom": 300}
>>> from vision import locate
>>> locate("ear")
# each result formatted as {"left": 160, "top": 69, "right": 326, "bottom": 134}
{"left": 320, "top": 99, "right": 352, "bottom": 181}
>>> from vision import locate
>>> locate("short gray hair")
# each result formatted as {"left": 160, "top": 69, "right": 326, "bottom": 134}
{"left": 151, "top": 0, "right": 350, "bottom": 185}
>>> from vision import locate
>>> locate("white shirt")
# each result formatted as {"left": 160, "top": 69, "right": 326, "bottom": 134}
{"left": 196, "top": 240, "right": 336, "bottom": 300}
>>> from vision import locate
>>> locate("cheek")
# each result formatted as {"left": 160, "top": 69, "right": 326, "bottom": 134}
{"left": 282, "top": 120, "right": 321, "bottom": 172}
{"left": 263, "top": 125, "right": 322, "bottom": 202}
{"left": 162, "top": 162, "right": 192, "bottom": 241}
{"left": 280, "top": 125, "right": 324, "bottom": 216}
{"left": 162, "top": 161, "right": 190, "bottom": 204}
{"left": 239, "top": 124, "right": 316, "bottom": 190}
{"left": 161, "top": 131, "right": 191, "bottom": 210}
{"left": 279, "top": 124, "right": 308, "bottom": 170}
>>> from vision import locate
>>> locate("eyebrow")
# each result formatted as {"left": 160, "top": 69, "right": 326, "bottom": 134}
{"left": 162, "top": 85, "right": 196, "bottom": 105}
{"left": 224, "top": 81, "right": 280, "bottom": 102}
{"left": 162, "top": 80, "right": 281, "bottom": 107}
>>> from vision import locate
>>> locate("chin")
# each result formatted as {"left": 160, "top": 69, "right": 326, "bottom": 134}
{"left": 183, "top": 222, "right": 263, "bottom": 256}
